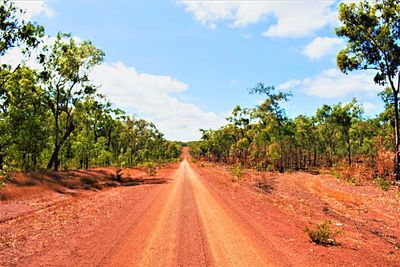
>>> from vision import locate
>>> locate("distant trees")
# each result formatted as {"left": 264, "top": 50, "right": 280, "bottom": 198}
{"left": 336, "top": 0, "right": 400, "bottom": 179}
{"left": 0, "top": 0, "right": 181, "bottom": 172}
{"left": 190, "top": 84, "right": 392, "bottom": 178}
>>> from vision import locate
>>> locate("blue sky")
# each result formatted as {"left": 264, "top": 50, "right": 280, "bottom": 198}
{"left": 8, "top": 0, "right": 385, "bottom": 141}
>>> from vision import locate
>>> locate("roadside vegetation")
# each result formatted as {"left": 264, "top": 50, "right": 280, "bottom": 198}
{"left": 0, "top": 0, "right": 181, "bottom": 180}
{"left": 305, "top": 220, "right": 340, "bottom": 246}
{"left": 189, "top": 0, "right": 400, "bottom": 190}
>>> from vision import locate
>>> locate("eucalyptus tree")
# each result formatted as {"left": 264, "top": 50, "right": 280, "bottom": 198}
{"left": 38, "top": 33, "right": 105, "bottom": 171}
{"left": 0, "top": 67, "right": 49, "bottom": 170}
{"left": 0, "top": 0, "right": 43, "bottom": 87}
{"left": 336, "top": 0, "right": 400, "bottom": 179}
{"left": 249, "top": 83, "right": 291, "bottom": 171}
{"left": 226, "top": 105, "right": 251, "bottom": 164}
{"left": 0, "top": 0, "right": 44, "bottom": 170}
{"left": 330, "top": 99, "right": 363, "bottom": 165}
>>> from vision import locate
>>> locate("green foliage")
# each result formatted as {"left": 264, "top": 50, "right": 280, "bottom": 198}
{"left": 190, "top": 84, "right": 391, "bottom": 177}
{"left": 229, "top": 164, "right": 243, "bottom": 182}
{"left": 336, "top": 0, "right": 400, "bottom": 86}
{"left": 0, "top": 4, "right": 181, "bottom": 173}
{"left": 144, "top": 162, "right": 157, "bottom": 177}
{"left": 0, "top": 0, "right": 44, "bottom": 57}
{"left": 332, "top": 166, "right": 341, "bottom": 179}
{"left": 255, "top": 162, "right": 265, "bottom": 172}
{"left": 336, "top": 0, "right": 400, "bottom": 180}
{"left": 375, "top": 177, "right": 390, "bottom": 191}
{"left": 305, "top": 220, "right": 340, "bottom": 245}
{"left": 39, "top": 33, "right": 105, "bottom": 171}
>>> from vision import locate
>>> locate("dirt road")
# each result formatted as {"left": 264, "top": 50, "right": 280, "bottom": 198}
{"left": 98, "top": 159, "right": 274, "bottom": 266}
{"left": 99, "top": 158, "right": 271, "bottom": 266}
{"left": 1, "top": 159, "right": 272, "bottom": 266}
{"left": 2, "top": 154, "right": 400, "bottom": 266}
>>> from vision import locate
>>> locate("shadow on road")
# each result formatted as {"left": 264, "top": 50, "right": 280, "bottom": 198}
{"left": 3, "top": 169, "right": 170, "bottom": 199}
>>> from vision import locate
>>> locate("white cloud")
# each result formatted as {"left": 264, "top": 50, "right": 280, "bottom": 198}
{"left": 278, "top": 68, "right": 381, "bottom": 98}
{"left": 241, "top": 33, "right": 251, "bottom": 40}
{"left": 178, "top": 0, "right": 337, "bottom": 37}
{"left": 0, "top": 35, "right": 72, "bottom": 69}
{"left": 303, "top": 37, "right": 345, "bottom": 60}
{"left": 12, "top": 0, "right": 55, "bottom": 20}
{"left": 278, "top": 80, "right": 302, "bottom": 91}
{"left": 90, "top": 62, "right": 225, "bottom": 141}
{"left": 362, "top": 102, "right": 378, "bottom": 114}
{"left": 2, "top": 35, "right": 224, "bottom": 141}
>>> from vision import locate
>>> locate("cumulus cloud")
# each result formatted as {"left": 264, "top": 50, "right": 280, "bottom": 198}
{"left": 90, "top": 62, "right": 225, "bottom": 141}
{"left": 362, "top": 102, "right": 378, "bottom": 114}
{"left": 303, "top": 37, "right": 345, "bottom": 60}
{"left": 2, "top": 35, "right": 224, "bottom": 141}
{"left": 278, "top": 68, "right": 381, "bottom": 98}
{"left": 178, "top": 0, "right": 337, "bottom": 37}
{"left": 12, "top": 0, "right": 55, "bottom": 20}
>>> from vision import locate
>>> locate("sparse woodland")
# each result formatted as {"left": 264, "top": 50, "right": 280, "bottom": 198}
{"left": 0, "top": 0, "right": 181, "bottom": 174}
{"left": 190, "top": 0, "right": 400, "bottom": 185}
{"left": 1, "top": 1, "right": 400, "bottom": 265}
{"left": 1, "top": 0, "right": 400, "bottom": 188}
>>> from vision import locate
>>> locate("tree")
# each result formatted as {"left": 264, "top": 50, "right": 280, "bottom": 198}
{"left": 0, "top": 0, "right": 44, "bottom": 85}
{"left": 0, "top": 0, "right": 44, "bottom": 170}
{"left": 336, "top": 0, "right": 400, "bottom": 180}
{"left": 330, "top": 99, "right": 363, "bottom": 165}
{"left": 39, "top": 33, "right": 104, "bottom": 171}
{"left": 1, "top": 67, "right": 49, "bottom": 170}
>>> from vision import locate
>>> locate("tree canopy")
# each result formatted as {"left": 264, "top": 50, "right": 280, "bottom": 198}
{"left": 0, "top": 1, "right": 181, "bottom": 172}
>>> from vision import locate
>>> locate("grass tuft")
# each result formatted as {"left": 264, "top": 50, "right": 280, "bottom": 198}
{"left": 375, "top": 177, "right": 390, "bottom": 191}
{"left": 305, "top": 220, "right": 340, "bottom": 245}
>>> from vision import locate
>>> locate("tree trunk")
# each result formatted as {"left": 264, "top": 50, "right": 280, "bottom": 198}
{"left": 347, "top": 134, "right": 352, "bottom": 166}
{"left": 393, "top": 90, "right": 400, "bottom": 181}
{"left": 47, "top": 145, "right": 61, "bottom": 171}
{"left": 313, "top": 148, "right": 317, "bottom": 166}
{"left": 47, "top": 116, "right": 75, "bottom": 171}
{"left": 0, "top": 154, "right": 3, "bottom": 170}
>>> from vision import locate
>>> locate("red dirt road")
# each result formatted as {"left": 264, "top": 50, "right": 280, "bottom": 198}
{"left": 1, "top": 159, "right": 272, "bottom": 266}
{"left": 1, "top": 154, "right": 400, "bottom": 266}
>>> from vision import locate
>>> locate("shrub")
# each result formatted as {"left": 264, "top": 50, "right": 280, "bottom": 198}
{"left": 0, "top": 177, "right": 7, "bottom": 188}
{"left": 336, "top": 162, "right": 375, "bottom": 185}
{"left": 0, "top": 165, "right": 14, "bottom": 188}
{"left": 266, "top": 164, "right": 275, "bottom": 172}
{"left": 396, "top": 191, "right": 400, "bottom": 201}
{"left": 144, "top": 162, "right": 157, "bottom": 176}
{"left": 375, "top": 177, "right": 390, "bottom": 191}
{"left": 255, "top": 162, "right": 265, "bottom": 172}
{"left": 375, "top": 144, "right": 394, "bottom": 179}
{"left": 305, "top": 220, "right": 340, "bottom": 245}
{"left": 332, "top": 168, "right": 341, "bottom": 179}
{"left": 229, "top": 164, "right": 243, "bottom": 182}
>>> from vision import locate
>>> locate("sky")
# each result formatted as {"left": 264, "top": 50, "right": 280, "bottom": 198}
{"left": 4, "top": 0, "right": 387, "bottom": 141}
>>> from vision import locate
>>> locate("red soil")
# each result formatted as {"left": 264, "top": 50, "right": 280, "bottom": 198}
{"left": 1, "top": 154, "right": 399, "bottom": 266}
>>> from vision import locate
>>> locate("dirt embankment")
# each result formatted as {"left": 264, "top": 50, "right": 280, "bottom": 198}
{"left": 193, "top": 161, "right": 400, "bottom": 266}
{"left": 1, "top": 155, "right": 399, "bottom": 266}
